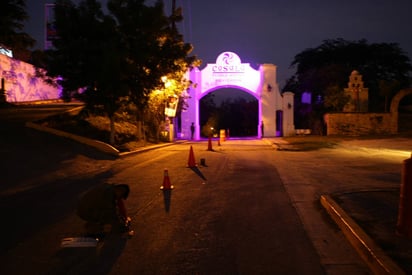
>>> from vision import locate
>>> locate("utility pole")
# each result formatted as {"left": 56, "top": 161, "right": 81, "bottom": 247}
{"left": 171, "top": 0, "right": 176, "bottom": 30}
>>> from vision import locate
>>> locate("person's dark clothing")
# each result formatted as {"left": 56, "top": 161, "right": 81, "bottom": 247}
{"left": 77, "top": 183, "right": 127, "bottom": 234}
{"left": 190, "top": 123, "right": 195, "bottom": 140}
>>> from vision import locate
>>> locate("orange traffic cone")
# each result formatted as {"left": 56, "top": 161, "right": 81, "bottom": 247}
{"left": 207, "top": 136, "right": 213, "bottom": 151}
{"left": 160, "top": 168, "right": 174, "bottom": 190}
{"left": 187, "top": 146, "right": 197, "bottom": 168}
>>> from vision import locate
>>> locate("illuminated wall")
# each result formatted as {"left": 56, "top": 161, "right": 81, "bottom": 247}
{"left": 0, "top": 54, "right": 61, "bottom": 102}
{"left": 181, "top": 51, "right": 295, "bottom": 139}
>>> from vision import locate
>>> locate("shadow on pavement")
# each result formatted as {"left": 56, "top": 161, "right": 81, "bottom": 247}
{"left": 162, "top": 189, "right": 172, "bottom": 213}
{"left": 0, "top": 170, "right": 114, "bottom": 255}
{"left": 190, "top": 166, "right": 207, "bottom": 181}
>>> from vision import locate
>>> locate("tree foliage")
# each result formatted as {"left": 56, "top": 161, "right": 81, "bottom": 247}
{"left": 0, "top": 0, "right": 35, "bottom": 61}
{"left": 107, "top": 0, "right": 198, "bottom": 110}
{"left": 45, "top": 0, "right": 198, "bottom": 144}
{"left": 283, "top": 39, "right": 412, "bottom": 113}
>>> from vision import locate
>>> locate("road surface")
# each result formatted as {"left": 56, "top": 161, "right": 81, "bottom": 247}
{"left": 0, "top": 132, "right": 325, "bottom": 274}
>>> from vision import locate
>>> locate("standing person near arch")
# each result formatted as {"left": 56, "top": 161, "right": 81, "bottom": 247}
{"left": 261, "top": 121, "right": 265, "bottom": 138}
{"left": 190, "top": 122, "right": 195, "bottom": 140}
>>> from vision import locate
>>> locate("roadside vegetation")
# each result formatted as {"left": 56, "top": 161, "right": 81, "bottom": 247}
{"left": 37, "top": 0, "right": 200, "bottom": 145}
{"left": 2, "top": 2, "right": 412, "bottom": 142}
{"left": 283, "top": 39, "right": 412, "bottom": 134}
{"left": 35, "top": 106, "right": 162, "bottom": 152}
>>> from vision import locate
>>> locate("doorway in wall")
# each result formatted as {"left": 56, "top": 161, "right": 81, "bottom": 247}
{"left": 276, "top": 110, "right": 283, "bottom": 137}
{"left": 199, "top": 88, "right": 258, "bottom": 138}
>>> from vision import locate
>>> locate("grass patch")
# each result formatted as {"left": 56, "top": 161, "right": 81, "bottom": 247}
{"left": 278, "top": 136, "right": 343, "bottom": 151}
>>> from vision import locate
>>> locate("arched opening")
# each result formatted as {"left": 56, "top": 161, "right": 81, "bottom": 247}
{"left": 199, "top": 88, "right": 259, "bottom": 138}
{"left": 399, "top": 93, "right": 412, "bottom": 135}
{"left": 180, "top": 51, "right": 292, "bottom": 140}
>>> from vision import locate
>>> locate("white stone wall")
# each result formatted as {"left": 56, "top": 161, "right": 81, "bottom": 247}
{"left": 181, "top": 68, "right": 200, "bottom": 139}
{"left": 0, "top": 54, "right": 61, "bottom": 102}
{"left": 260, "top": 64, "right": 279, "bottom": 137}
{"left": 180, "top": 54, "right": 295, "bottom": 139}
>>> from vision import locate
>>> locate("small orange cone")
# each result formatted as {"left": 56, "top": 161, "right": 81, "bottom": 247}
{"left": 187, "top": 146, "right": 197, "bottom": 168}
{"left": 160, "top": 168, "right": 174, "bottom": 190}
{"left": 207, "top": 136, "right": 213, "bottom": 151}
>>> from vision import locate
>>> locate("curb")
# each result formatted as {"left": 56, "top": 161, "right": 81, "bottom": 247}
{"left": 25, "top": 121, "right": 186, "bottom": 157}
{"left": 118, "top": 141, "right": 187, "bottom": 157}
{"left": 320, "top": 194, "right": 406, "bottom": 275}
{"left": 26, "top": 121, "right": 120, "bottom": 156}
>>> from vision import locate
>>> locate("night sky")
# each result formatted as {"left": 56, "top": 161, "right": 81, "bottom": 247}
{"left": 25, "top": 0, "right": 412, "bottom": 88}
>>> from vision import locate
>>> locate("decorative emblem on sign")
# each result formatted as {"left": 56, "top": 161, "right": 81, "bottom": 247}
{"left": 222, "top": 52, "right": 235, "bottom": 65}
{"left": 213, "top": 52, "right": 245, "bottom": 73}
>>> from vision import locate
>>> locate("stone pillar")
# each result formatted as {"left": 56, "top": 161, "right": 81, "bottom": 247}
{"left": 180, "top": 68, "right": 200, "bottom": 140}
{"left": 260, "top": 64, "right": 278, "bottom": 137}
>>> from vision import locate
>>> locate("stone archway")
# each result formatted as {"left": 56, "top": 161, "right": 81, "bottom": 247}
{"left": 180, "top": 51, "right": 295, "bottom": 140}
{"left": 390, "top": 88, "right": 412, "bottom": 133}
{"left": 390, "top": 88, "right": 412, "bottom": 113}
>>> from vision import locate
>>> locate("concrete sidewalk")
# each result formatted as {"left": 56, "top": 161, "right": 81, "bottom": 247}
{"left": 322, "top": 190, "right": 411, "bottom": 274}
{"left": 270, "top": 136, "right": 412, "bottom": 275}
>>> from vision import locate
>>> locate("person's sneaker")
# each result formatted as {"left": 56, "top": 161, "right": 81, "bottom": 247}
{"left": 84, "top": 232, "right": 106, "bottom": 241}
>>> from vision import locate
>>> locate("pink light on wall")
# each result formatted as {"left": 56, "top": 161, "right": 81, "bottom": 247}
{"left": 200, "top": 51, "right": 261, "bottom": 96}
{"left": 180, "top": 51, "right": 293, "bottom": 140}
{"left": 0, "top": 54, "right": 61, "bottom": 102}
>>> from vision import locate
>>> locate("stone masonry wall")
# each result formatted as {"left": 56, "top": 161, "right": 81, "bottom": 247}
{"left": 324, "top": 112, "right": 397, "bottom": 136}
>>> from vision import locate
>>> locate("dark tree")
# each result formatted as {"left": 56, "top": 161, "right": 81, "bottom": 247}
{"left": 45, "top": 0, "right": 197, "bottom": 144}
{"left": 283, "top": 39, "right": 412, "bottom": 131}
{"left": 0, "top": 0, "right": 35, "bottom": 61}
{"left": 283, "top": 39, "right": 412, "bottom": 113}
{"left": 107, "top": 0, "right": 198, "bottom": 130}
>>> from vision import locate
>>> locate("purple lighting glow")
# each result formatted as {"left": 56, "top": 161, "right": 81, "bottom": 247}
{"left": 0, "top": 54, "right": 61, "bottom": 102}
{"left": 180, "top": 51, "right": 295, "bottom": 140}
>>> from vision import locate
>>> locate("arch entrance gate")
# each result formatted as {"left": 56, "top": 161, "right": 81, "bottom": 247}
{"left": 180, "top": 51, "right": 295, "bottom": 140}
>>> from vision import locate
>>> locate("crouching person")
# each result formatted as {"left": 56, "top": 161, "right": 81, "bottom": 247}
{"left": 77, "top": 183, "right": 131, "bottom": 238}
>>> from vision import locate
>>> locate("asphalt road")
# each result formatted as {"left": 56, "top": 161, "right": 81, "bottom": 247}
{"left": 0, "top": 137, "right": 326, "bottom": 274}
{"left": 0, "top": 105, "right": 327, "bottom": 274}
{"left": 108, "top": 142, "right": 325, "bottom": 274}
